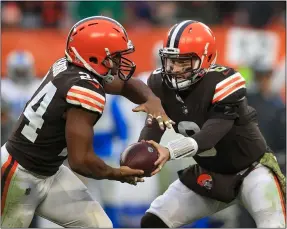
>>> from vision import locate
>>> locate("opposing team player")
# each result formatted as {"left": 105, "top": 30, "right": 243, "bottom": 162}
{"left": 139, "top": 20, "right": 286, "bottom": 228}
{"left": 1, "top": 16, "right": 174, "bottom": 228}
{"left": 1, "top": 50, "right": 41, "bottom": 122}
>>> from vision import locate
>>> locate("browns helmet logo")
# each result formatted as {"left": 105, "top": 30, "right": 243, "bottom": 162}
{"left": 197, "top": 174, "right": 213, "bottom": 190}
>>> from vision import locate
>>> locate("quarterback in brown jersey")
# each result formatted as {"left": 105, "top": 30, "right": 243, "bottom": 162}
{"left": 139, "top": 20, "right": 286, "bottom": 228}
{"left": 1, "top": 16, "right": 175, "bottom": 228}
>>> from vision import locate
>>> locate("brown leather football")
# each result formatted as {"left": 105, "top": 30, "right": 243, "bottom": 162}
{"left": 120, "top": 142, "right": 159, "bottom": 176}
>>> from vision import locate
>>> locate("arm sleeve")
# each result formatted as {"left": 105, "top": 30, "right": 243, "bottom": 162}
{"left": 66, "top": 80, "right": 106, "bottom": 115}
{"left": 192, "top": 118, "right": 234, "bottom": 151}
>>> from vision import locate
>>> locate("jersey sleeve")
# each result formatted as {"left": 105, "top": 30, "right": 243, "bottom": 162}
{"left": 147, "top": 71, "right": 156, "bottom": 91}
{"left": 209, "top": 71, "right": 246, "bottom": 120}
{"left": 66, "top": 79, "right": 106, "bottom": 115}
{"left": 212, "top": 71, "right": 246, "bottom": 104}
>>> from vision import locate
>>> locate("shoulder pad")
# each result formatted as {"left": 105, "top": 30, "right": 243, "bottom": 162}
{"left": 66, "top": 79, "right": 106, "bottom": 114}
{"left": 147, "top": 68, "right": 163, "bottom": 97}
{"left": 209, "top": 65, "right": 236, "bottom": 77}
{"left": 51, "top": 58, "right": 69, "bottom": 77}
{"left": 151, "top": 68, "right": 162, "bottom": 75}
{"left": 148, "top": 68, "right": 162, "bottom": 86}
{"left": 54, "top": 59, "right": 104, "bottom": 89}
{"left": 212, "top": 71, "right": 246, "bottom": 104}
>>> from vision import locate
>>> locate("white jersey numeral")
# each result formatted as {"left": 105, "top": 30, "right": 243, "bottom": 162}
{"left": 178, "top": 121, "right": 217, "bottom": 157}
{"left": 79, "top": 71, "right": 100, "bottom": 84}
{"left": 21, "top": 82, "right": 57, "bottom": 143}
{"left": 178, "top": 121, "right": 200, "bottom": 136}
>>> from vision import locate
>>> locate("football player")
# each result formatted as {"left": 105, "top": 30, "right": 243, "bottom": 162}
{"left": 1, "top": 50, "right": 41, "bottom": 122}
{"left": 138, "top": 20, "right": 286, "bottom": 228}
{"left": 1, "top": 16, "right": 174, "bottom": 228}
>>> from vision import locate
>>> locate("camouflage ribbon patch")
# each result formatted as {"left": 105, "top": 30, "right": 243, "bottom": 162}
{"left": 260, "top": 152, "right": 286, "bottom": 201}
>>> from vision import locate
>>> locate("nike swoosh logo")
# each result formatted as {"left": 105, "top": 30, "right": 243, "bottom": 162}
{"left": 223, "top": 69, "right": 231, "bottom": 76}
{"left": 89, "top": 81, "right": 100, "bottom": 89}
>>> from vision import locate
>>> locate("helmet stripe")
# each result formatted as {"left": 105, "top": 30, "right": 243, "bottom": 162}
{"left": 168, "top": 20, "right": 191, "bottom": 48}
{"left": 166, "top": 24, "right": 177, "bottom": 47}
{"left": 169, "top": 20, "right": 195, "bottom": 48}
{"left": 174, "top": 21, "right": 195, "bottom": 48}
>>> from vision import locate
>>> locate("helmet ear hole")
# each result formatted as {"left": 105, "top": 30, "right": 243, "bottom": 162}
{"left": 89, "top": 57, "right": 98, "bottom": 64}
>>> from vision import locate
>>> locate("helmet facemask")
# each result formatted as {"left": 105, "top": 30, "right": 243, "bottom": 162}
{"left": 159, "top": 48, "right": 205, "bottom": 91}
{"left": 103, "top": 41, "right": 136, "bottom": 82}
{"left": 66, "top": 43, "right": 136, "bottom": 84}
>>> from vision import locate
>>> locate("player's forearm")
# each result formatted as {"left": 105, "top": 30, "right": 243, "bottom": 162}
{"left": 192, "top": 118, "right": 234, "bottom": 151}
{"left": 167, "top": 119, "right": 234, "bottom": 160}
{"left": 69, "top": 152, "right": 119, "bottom": 180}
{"left": 121, "top": 78, "right": 157, "bottom": 104}
{"left": 138, "top": 119, "right": 164, "bottom": 142}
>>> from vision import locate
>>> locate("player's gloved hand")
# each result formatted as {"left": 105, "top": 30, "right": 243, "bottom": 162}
{"left": 146, "top": 140, "right": 170, "bottom": 176}
{"left": 133, "top": 97, "right": 175, "bottom": 130}
{"left": 115, "top": 166, "right": 145, "bottom": 185}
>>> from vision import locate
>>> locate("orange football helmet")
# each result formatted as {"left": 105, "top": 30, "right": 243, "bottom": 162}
{"left": 159, "top": 20, "right": 217, "bottom": 90}
{"left": 65, "top": 16, "right": 136, "bottom": 83}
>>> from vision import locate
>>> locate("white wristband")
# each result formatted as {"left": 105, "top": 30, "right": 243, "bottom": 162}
{"left": 167, "top": 136, "right": 198, "bottom": 160}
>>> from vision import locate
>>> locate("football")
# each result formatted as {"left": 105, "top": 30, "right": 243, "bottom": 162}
{"left": 120, "top": 142, "right": 159, "bottom": 176}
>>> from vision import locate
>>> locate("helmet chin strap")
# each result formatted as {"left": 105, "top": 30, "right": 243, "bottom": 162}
{"left": 171, "top": 78, "right": 192, "bottom": 91}
{"left": 67, "top": 47, "right": 115, "bottom": 84}
{"left": 170, "top": 70, "right": 201, "bottom": 91}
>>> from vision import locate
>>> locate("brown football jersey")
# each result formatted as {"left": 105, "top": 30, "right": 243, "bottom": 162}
{"left": 6, "top": 58, "right": 106, "bottom": 176}
{"left": 139, "top": 64, "right": 267, "bottom": 174}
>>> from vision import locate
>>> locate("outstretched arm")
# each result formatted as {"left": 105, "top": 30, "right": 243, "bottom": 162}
{"left": 66, "top": 107, "right": 144, "bottom": 185}
{"left": 104, "top": 76, "right": 174, "bottom": 130}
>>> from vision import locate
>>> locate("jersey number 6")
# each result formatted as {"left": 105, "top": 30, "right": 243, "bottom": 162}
{"left": 178, "top": 121, "right": 217, "bottom": 157}
{"left": 178, "top": 121, "right": 200, "bottom": 136}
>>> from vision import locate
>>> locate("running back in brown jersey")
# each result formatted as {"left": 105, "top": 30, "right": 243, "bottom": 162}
{"left": 141, "top": 64, "right": 267, "bottom": 174}
{"left": 1, "top": 16, "right": 176, "bottom": 229}
{"left": 6, "top": 58, "right": 106, "bottom": 176}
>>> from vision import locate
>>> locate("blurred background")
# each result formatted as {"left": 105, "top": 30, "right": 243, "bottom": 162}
{"left": 1, "top": 1, "right": 286, "bottom": 228}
